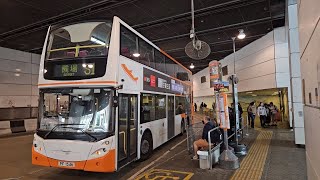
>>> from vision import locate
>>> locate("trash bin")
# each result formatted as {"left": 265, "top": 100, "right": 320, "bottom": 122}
{"left": 197, "top": 146, "right": 220, "bottom": 169}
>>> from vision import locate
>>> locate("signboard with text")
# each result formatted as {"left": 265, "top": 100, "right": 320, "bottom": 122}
{"left": 143, "top": 68, "right": 191, "bottom": 95}
{"left": 211, "top": 81, "right": 230, "bottom": 92}
{"left": 217, "top": 93, "right": 230, "bottom": 129}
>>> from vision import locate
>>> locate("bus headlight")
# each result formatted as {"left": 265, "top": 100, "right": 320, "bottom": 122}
{"left": 91, "top": 148, "right": 108, "bottom": 158}
{"left": 33, "top": 135, "right": 45, "bottom": 154}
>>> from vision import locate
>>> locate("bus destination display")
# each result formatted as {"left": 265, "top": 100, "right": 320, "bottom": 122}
{"left": 53, "top": 63, "right": 95, "bottom": 77}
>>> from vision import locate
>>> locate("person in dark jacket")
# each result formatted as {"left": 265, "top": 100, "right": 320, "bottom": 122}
{"left": 192, "top": 116, "right": 215, "bottom": 159}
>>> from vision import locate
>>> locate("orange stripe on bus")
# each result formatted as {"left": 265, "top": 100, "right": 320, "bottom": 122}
{"left": 160, "top": 49, "right": 193, "bottom": 74}
{"left": 84, "top": 149, "right": 116, "bottom": 172}
{"left": 32, "top": 147, "right": 50, "bottom": 167}
{"left": 32, "top": 147, "right": 116, "bottom": 172}
{"left": 121, "top": 64, "right": 138, "bottom": 81}
{"left": 38, "top": 81, "right": 118, "bottom": 86}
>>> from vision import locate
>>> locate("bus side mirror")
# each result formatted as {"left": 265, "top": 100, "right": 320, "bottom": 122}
{"left": 113, "top": 96, "right": 118, "bottom": 107}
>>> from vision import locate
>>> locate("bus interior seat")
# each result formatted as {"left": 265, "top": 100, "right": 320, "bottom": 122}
{"left": 121, "top": 47, "right": 131, "bottom": 57}
{"left": 79, "top": 50, "right": 88, "bottom": 57}
{"left": 66, "top": 51, "right": 75, "bottom": 57}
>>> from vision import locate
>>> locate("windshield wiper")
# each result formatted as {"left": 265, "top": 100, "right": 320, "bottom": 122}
{"left": 61, "top": 127, "right": 98, "bottom": 142}
{"left": 44, "top": 124, "right": 85, "bottom": 139}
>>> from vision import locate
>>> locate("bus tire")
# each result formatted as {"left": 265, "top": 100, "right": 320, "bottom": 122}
{"left": 180, "top": 119, "right": 185, "bottom": 135}
{"left": 140, "top": 130, "right": 153, "bottom": 161}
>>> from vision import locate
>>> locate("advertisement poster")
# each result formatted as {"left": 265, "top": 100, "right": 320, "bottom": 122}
{"left": 209, "top": 60, "right": 219, "bottom": 81}
{"left": 211, "top": 81, "right": 230, "bottom": 92}
{"left": 209, "top": 60, "right": 220, "bottom": 88}
{"left": 143, "top": 68, "right": 190, "bottom": 95}
{"left": 218, "top": 93, "right": 230, "bottom": 129}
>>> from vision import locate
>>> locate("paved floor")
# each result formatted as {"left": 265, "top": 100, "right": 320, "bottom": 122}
{"left": 0, "top": 125, "right": 306, "bottom": 180}
{"left": 261, "top": 129, "right": 307, "bottom": 180}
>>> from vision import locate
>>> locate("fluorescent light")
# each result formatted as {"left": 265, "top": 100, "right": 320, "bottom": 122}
{"left": 90, "top": 37, "right": 106, "bottom": 45}
{"left": 88, "top": 64, "right": 94, "bottom": 68}
{"left": 251, "top": 94, "right": 257, "bottom": 97}
{"left": 246, "top": 92, "right": 253, "bottom": 94}
{"left": 190, "top": 63, "right": 195, "bottom": 69}
{"left": 15, "top": 68, "right": 21, "bottom": 72}
{"left": 133, "top": 53, "right": 140, "bottom": 57}
{"left": 82, "top": 64, "right": 87, "bottom": 68}
{"left": 14, "top": 73, "right": 20, "bottom": 77}
{"left": 237, "top": 29, "right": 246, "bottom": 39}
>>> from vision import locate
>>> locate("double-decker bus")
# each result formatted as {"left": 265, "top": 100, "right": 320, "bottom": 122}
{"left": 32, "top": 16, "right": 192, "bottom": 172}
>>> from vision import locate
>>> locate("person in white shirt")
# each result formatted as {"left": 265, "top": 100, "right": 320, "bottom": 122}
{"left": 257, "top": 102, "right": 267, "bottom": 128}
{"left": 247, "top": 102, "right": 257, "bottom": 128}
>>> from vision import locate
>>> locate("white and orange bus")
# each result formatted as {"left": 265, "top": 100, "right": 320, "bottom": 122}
{"left": 32, "top": 16, "right": 192, "bottom": 172}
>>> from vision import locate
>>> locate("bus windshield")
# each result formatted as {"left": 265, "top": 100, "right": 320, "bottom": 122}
{"left": 39, "top": 88, "right": 114, "bottom": 134}
{"left": 46, "top": 22, "right": 112, "bottom": 60}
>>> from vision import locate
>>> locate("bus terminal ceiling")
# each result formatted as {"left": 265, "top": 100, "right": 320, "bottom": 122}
{"left": 0, "top": 0, "right": 285, "bottom": 74}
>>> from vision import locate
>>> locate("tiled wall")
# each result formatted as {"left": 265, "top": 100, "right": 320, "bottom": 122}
{"left": 0, "top": 47, "right": 40, "bottom": 108}
{"left": 298, "top": 0, "right": 320, "bottom": 179}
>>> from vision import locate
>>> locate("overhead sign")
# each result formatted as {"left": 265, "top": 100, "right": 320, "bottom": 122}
{"left": 143, "top": 68, "right": 190, "bottom": 95}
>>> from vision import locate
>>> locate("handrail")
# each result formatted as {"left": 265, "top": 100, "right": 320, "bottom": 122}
{"left": 48, "top": 44, "right": 107, "bottom": 52}
{"left": 207, "top": 126, "right": 220, "bottom": 170}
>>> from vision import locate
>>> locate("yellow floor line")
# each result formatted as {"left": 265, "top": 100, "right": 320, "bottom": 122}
{"left": 230, "top": 130, "right": 273, "bottom": 180}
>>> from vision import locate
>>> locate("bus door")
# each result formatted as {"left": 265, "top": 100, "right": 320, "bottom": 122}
{"left": 118, "top": 94, "right": 138, "bottom": 167}
{"left": 167, "top": 96, "right": 175, "bottom": 140}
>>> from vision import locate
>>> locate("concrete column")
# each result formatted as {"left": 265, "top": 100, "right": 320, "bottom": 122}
{"left": 287, "top": 0, "right": 305, "bottom": 145}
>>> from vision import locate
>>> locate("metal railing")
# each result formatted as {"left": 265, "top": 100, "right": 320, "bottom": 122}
{"left": 186, "top": 115, "right": 250, "bottom": 169}
{"left": 207, "top": 127, "right": 223, "bottom": 170}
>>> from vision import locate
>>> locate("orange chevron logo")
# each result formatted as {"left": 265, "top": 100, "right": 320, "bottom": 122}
{"left": 121, "top": 64, "right": 138, "bottom": 82}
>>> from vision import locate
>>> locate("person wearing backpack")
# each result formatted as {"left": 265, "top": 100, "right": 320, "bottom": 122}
{"left": 192, "top": 116, "right": 221, "bottom": 160}
{"left": 257, "top": 102, "right": 267, "bottom": 128}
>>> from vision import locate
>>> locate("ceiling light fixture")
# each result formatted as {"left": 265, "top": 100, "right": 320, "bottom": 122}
{"left": 251, "top": 94, "right": 257, "bottom": 97}
{"left": 15, "top": 68, "right": 21, "bottom": 72}
{"left": 246, "top": 92, "right": 253, "bottom": 94}
{"left": 90, "top": 37, "right": 106, "bottom": 45}
{"left": 88, "top": 64, "right": 94, "bottom": 68}
{"left": 237, "top": 29, "right": 246, "bottom": 39}
{"left": 14, "top": 73, "right": 20, "bottom": 77}
{"left": 133, "top": 53, "right": 140, "bottom": 57}
{"left": 82, "top": 64, "right": 87, "bottom": 68}
{"left": 190, "top": 63, "right": 195, "bottom": 69}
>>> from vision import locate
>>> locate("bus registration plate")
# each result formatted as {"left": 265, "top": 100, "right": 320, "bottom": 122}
{"left": 58, "top": 161, "right": 75, "bottom": 167}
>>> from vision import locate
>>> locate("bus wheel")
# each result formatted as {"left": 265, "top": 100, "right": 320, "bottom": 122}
{"left": 140, "top": 131, "right": 153, "bottom": 160}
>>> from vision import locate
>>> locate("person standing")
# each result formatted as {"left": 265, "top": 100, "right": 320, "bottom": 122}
{"left": 200, "top": 102, "right": 204, "bottom": 113}
{"left": 247, "top": 102, "right": 256, "bottom": 128}
{"left": 194, "top": 103, "right": 197, "bottom": 112}
{"left": 269, "top": 102, "right": 278, "bottom": 126}
{"left": 257, "top": 102, "right": 267, "bottom": 128}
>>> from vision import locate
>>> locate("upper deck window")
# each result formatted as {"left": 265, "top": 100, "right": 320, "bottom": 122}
{"left": 47, "top": 22, "right": 112, "bottom": 60}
